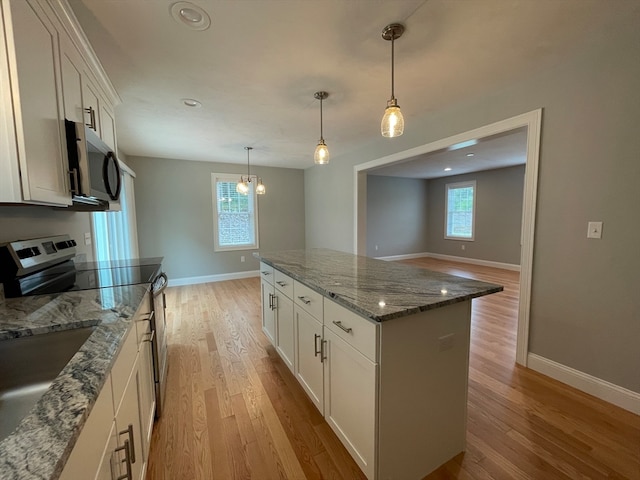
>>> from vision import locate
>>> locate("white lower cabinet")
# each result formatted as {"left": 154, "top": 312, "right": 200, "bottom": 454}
{"left": 260, "top": 276, "right": 276, "bottom": 344}
{"left": 323, "top": 327, "right": 377, "bottom": 479}
{"left": 294, "top": 306, "right": 324, "bottom": 413}
{"left": 60, "top": 292, "right": 155, "bottom": 480}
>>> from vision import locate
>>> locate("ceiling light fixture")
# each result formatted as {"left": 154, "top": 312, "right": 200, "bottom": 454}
{"left": 236, "top": 147, "right": 266, "bottom": 195}
{"left": 381, "top": 23, "right": 405, "bottom": 138}
{"left": 181, "top": 98, "right": 201, "bottom": 107}
{"left": 170, "top": 2, "right": 211, "bottom": 31}
{"left": 314, "top": 91, "right": 330, "bottom": 164}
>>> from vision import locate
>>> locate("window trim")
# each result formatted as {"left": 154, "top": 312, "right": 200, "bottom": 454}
{"left": 212, "top": 173, "right": 260, "bottom": 252}
{"left": 444, "top": 180, "right": 476, "bottom": 241}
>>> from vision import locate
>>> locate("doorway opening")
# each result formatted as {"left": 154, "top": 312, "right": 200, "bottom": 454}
{"left": 353, "top": 109, "right": 542, "bottom": 365}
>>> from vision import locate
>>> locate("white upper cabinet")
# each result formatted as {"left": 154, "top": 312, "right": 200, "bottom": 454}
{"left": 1, "top": 0, "right": 70, "bottom": 206}
{"left": 0, "top": 0, "right": 120, "bottom": 206}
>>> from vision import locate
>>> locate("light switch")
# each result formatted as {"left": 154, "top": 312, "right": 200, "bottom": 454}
{"left": 84, "top": 232, "right": 92, "bottom": 246}
{"left": 587, "top": 221, "right": 603, "bottom": 239}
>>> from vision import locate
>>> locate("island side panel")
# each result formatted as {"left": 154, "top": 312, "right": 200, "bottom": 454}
{"left": 377, "top": 300, "right": 471, "bottom": 479}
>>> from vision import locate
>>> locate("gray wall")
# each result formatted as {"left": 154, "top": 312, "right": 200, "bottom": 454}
{"left": 427, "top": 166, "right": 524, "bottom": 265}
{"left": 128, "top": 155, "right": 305, "bottom": 281}
{"left": 366, "top": 175, "right": 429, "bottom": 258}
{"left": 305, "top": 15, "right": 640, "bottom": 391}
{"left": 0, "top": 206, "right": 94, "bottom": 261}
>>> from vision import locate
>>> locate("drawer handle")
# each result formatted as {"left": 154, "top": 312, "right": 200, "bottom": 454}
{"left": 333, "top": 321, "right": 353, "bottom": 333}
{"left": 314, "top": 334, "right": 321, "bottom": 357}
{"left": 276, "top": 281, "right": 287, "bottom": 287}
{"left": 271, "top": 294, "right": 278, "bottom": 311}
{"left": 261, "top": 271, "right": 271, "bottom": 276}
{"left": 118, "top": 424, "right": 136, "bottom": 463}
{"left": 115, "top": 439, "right": 132, "bottom": 480}
{"left": 297, "top": 296, "right": 311, "bottom": 305}
{"left": 321, "top": 339, "right": 327, "bottom": 362}
{"left": 143, "top": 330, "right": 155, "bottom": 343}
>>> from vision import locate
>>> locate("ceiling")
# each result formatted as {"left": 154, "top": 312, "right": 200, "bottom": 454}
{"left": 68, "top": 0, "right": 632, "bottom": 170}
{"left": 368, "top": 127, "right": 527, "bottom": 179}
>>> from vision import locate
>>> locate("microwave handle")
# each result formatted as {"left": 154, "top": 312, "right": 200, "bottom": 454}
{"left": 103, "top": 152, "right": 122, "bottom": 201}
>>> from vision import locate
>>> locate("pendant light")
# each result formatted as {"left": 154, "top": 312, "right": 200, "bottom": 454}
{"left": 314, "top": 91, "right": 330, "bottom": 164}
{"left": 236, "top": 147, "right": 266, "bottom": 195}
{"left": 381, "top": 23, "right": 405, "bottom": 138}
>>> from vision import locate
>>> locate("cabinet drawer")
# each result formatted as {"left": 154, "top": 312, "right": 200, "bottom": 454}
{"left": 294, "top": 281, "right": 323, "bottom": 320}
{"left": 259, "top": 262, "right": 274, "bottom": 285}
{"left": 274, "top": 269, "right": 294, "bottom": 298}
{"left": 110, "top": 325, "right": 137, "bottom": 412}
{"left": 324, "top": 299, "right": 379, "bottom": 362}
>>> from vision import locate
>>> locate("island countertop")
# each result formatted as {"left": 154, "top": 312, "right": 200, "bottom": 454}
{"left": 255, "top": 249, "right": 503, "bottom": 322}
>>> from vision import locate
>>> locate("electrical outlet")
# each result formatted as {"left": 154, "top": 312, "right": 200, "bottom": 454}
{"left": 240, "top": 256, "right": 245, "bottom": 262}
{"left": 461, "top": 244, "right": 465, "bottom": 251}
{"left": 587, "top": 221, "right": 603, "bottom": 239}
{"left": 375, "top": 245, "right": 379, "bottom": 251}
{"left": 84, "top": 232, "right": 92, "bottom": 246}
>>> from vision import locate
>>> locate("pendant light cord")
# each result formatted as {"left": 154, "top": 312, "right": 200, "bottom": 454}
{"left": 390, "top": 33, "right": 395, "bottom": 101}
{"left": 320, "top": 96, "right": 324, "bottom": 142}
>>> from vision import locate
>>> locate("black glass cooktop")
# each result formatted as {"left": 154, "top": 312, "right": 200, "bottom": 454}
{"left": 3, "top": 260, "right": 160, "bottom": 297}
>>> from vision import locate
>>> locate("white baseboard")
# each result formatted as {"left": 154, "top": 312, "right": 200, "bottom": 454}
{"left": 376, "top": 252, "right": 431, "bottom": 261}
{"left": 168, "top": 270, "right": 259, "bottom": 287}
{"left": 527, "top": 353, "right": 640, "bottom": 415}
{"left": 377, "top": 251, "right": 520, "bottom": 272}
{"left": 424, "top": 252, "right": 520, "bottom": 271}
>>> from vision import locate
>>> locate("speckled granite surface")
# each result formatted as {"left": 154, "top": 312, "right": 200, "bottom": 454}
{"left": 255, "top": 249, "right": 503, "bottom": 322}
{"left": 0, "top": 283, "right": 151, "bottom": 480}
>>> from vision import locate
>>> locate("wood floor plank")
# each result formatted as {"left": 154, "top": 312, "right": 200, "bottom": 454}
{"left": 147, "top": 260, "right": 640, "bottom": 479}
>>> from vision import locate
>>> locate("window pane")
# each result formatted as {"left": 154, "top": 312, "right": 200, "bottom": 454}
{"left": 213, "top": 177, "right": 258, "bottom": 250}
{"left": 446, "top": 183, "right": 475, "bottom": 239}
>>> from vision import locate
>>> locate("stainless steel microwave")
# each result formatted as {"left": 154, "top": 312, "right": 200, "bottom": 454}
{"left": 65, "top": 119, "right": 121, "bottom": 205}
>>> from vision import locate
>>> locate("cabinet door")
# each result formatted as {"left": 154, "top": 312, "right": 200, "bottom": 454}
{"left": 59, "top": 34, "right": 83, "bottom": 123}
{"left": 138, "top": 336, "right": 156, "bottom": 461}
{"left": 115, "top": 353, "right": 144, "bottom": 480}
{"left": 95, "top": 420, "right": 118, "bottom": 480}
{"left": 294, "top": 307, "right": 324, "bottom": 414}
{"left": 82, "top": 74, "right": 101, "bottom": 135}
{"left": 100, "top": 101, "right": 117, "bottom": 150}
{"left": 275, "top": 293, "right": 294, "bottom": 372}
{"left": 5, "top": 0, "right": 70, "bottom": 205}
{"left": 323, "top": 327, "right": 377, "bottom": 480}
{"left": 261, "top": 277, "right": 275, "bottom": 345}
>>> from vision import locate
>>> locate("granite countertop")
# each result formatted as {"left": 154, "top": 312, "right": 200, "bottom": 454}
{"left": 255, "top": 249, "right": 503, "bottom": 322}
{"left": 0, "top": 279, "right": 154, "bottom": 479}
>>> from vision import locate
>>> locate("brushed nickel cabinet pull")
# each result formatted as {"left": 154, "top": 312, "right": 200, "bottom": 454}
{"left": 333, "top": 320, "right": 353, "bottom": 333}
{"left": 268, "top": 293, "right": 273, "bottom": 309}
{"left": 321, "top": 339, "right": 327, "bottom": 362}
{"left": 115, "top": 439, "right": 132, "bottom": 480}
{"left": 271, "top": 294, "right": 277, "bottom": 311}
{"left": 118, "top": 424, "right": 136, "bottom": 463}
{"left": 314, "top": 334, "right": 321, "bottom": 357}
{"left": 276, "top": 281, "right": 287, "bottom": 287}
{"left": 261, "top": 271, "right": 271, "bottom": 276}
{"left": 84, "top": 106, "right": 96, "bottom": 130}
{"left": 297, "top": 296, "right": 311, "bottom": 305}
{"left": 68, "top": 168, "right": 79, "bottom": 194}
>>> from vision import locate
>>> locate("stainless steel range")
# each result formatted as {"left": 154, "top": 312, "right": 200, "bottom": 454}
{"left": 0, "top": 234, "right": 169, "bottom": 418}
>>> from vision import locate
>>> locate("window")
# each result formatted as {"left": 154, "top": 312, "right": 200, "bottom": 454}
{"left": 92, "top": 165, "right": 139, "bottom": 262}
{"left": 445, "top": 180, "right": 476, "bottom": 240}
{"left": 212, "top": 173, "right": 259, "bottom": 251}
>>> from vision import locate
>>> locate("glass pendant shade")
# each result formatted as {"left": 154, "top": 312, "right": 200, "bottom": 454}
{"left": 236, "top": 179, "right": 249, "bottom": 195}
{"left": 256, "top": 179, "right": 266, "bottom": 195}
{"left": 314, "top": 140, "right": 330, "bottom": 164}
{"left": 381, "top": 102, "right": 404, "bottom": 138}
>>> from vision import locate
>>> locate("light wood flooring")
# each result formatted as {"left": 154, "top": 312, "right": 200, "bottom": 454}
{"left": 147, "top": 258, "right": 640, "bottom": 479}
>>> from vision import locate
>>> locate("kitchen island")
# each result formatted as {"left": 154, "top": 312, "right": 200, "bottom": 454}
{"left": 256, "top": 249, "right": 502, "bottom": 480}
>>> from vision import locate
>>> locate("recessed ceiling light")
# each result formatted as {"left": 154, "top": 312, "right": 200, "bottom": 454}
{"left": 181, "top": 98, "right": 202, "bottom": 107}
{"left": 444, "top": 167, "right": 452, "bottom": 171}
{"left": 466, "top": 153, "right": 475, "bottom": 157}
{"left": 170, "top": 2, "right": 211, "bottom": 31}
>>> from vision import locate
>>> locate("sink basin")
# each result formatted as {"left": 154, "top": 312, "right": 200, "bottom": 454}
{"left": 0, "top": 327, "right": 95, "bottom": 440}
